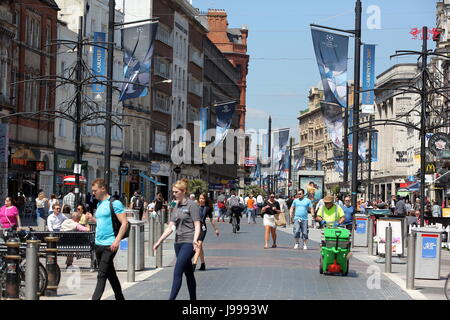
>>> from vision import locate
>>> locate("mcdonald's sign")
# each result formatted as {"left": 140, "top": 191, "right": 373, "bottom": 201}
{"left": 425, "top": 162, "right": 436, "bottom": 174}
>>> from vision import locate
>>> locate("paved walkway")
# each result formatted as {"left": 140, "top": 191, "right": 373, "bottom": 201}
{"left": 112, "top": 218, "right": 411, "bottom": 300}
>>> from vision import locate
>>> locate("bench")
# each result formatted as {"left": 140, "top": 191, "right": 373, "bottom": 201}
{"left": 30, "top": 231, "right": 97, "bottom": 270}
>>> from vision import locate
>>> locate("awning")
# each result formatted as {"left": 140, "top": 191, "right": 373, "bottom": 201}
{"left": 139, "top": 172, "right": 166, "bottom": 186}
{"left": 63, "top": 175, "right": 87, "bottom": 185}
{"left": 407, "top": 182, "right": 420, "bottom": 192}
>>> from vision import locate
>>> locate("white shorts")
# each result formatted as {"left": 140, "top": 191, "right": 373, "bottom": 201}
{"left": 263, "top": 214, "right": 276, "bottom": 228}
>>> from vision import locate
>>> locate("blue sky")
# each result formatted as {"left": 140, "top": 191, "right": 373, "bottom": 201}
{"left": 192, "top": 0, "right": 437, "bottom": 139}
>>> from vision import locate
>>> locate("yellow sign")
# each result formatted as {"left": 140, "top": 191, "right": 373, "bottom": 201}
{"left": 425, "top": 163, "right": 436, "bottom": 174}
{"left": 443, "top": 208, "right": 450, "bottom": 218}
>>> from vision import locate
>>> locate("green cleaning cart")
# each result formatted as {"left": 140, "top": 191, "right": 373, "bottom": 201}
{"left": 320, "top": 227, "right": 351, "bottom": 276}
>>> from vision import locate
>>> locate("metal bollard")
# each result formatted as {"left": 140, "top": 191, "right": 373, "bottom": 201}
{"left": 148, "top": 214, "right": 155, "bottom": 257}
{"left": 127, "top": 225, "right": 136, "bottom": 282}
{"left": 155, "top": 210, "right": 163, "bottom": 268}
{"left": 44, "top": 235, "right": 59, "bottom": 296}
{"left": 385, "top": 224, "right": 392, "bottom": 273}
{"left": 368, "top": 217, "right": 374, "bottom": 256}
{"left": 4, "top": 237, "right": 21, "bottom": 300}
{"left": 25, "top": 239, "right": 41, "bottom": 300}
{"left": 406, "top": 232, "right": 416, "bottom": 290}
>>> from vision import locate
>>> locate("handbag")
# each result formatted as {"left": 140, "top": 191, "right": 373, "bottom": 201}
{"left": 274, "top": 211, "right": 286, "bottom": 227}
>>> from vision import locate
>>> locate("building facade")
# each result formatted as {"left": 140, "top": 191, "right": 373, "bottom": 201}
{"left": 55, "top": 0, "right": 124, "bottom": 197}
{"left": 8, "top": 0, "right": 59, "bottom": 200}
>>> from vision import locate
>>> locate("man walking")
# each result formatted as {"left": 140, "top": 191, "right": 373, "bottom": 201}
{"left": 256, "top": 194, "right": 264, "bottom": 217}
{"left": 342, "top": 196, "right": 355, "bottom": 230}
{"left": 217, "top": 192, "right": 227, "bottom": 222}
{"left": 289, "top": 189, "right": 313, "bottom": 250}
{"left": 130, "top": 190, "right": 145, "bottom": 220}
{"left": 432, "top": 200, "right": 441, "bottom": 217}
{"left": 246, "top": 194, "right": 256, "bottom": 224}
{"left": 88, "top": 178, "right": 128, "bottom": 300}
{"left": 394, "top": 196, "right": 407, "bottom": 216}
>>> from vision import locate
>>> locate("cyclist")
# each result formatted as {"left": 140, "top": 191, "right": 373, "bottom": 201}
{"left": 227, "top": 191, "right": 243, "bottom": 231}
{"left": 315, "top": 195, "right": 346, "bottom": 228}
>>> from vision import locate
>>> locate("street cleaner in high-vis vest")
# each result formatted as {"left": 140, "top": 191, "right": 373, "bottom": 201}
{"left": 315, "top": 195, "right": 346, "bottom": 227}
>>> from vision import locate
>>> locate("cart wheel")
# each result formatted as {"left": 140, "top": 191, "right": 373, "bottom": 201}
{"left": 319, "top": 256, "right": 323, "bottom": 274}
{"left": 343, "top": 261, "right": 349, "bottom": 276}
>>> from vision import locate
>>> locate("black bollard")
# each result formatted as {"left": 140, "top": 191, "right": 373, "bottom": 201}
{"left": 44, "top": 235, "right": 59, "bottom": 296}
{"left": 4, "top": 237, "right": 21, "bottom": 300}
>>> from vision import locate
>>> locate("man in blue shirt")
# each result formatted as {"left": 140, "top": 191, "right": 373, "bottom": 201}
{"left": 87, "top": 178, "right": 128, "bottom": 300}
{"left": 342, "top": 196, "right": 355, "bottom": 230}
{"left": 289, "top": 189, "right": 313, "bottom": 250}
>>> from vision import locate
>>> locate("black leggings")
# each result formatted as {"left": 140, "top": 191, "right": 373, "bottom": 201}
{"left": 169, "top": 242, "right": 196, "bottom": 300}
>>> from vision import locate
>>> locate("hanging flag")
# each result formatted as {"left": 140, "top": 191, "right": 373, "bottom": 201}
{"left": 119, "top": 22, "right": 158, "bottom": 101}
{"left": 348, "top": 108, "right": 353, "bottom": 152}
{"left": 92, "top": 32, "right": 106, "bottom": 96}
{"left": 311, "top": 29, "right": 349, "bottom": 149}
{"left": 358, "top": 133, "right": 367, "bottom": 162}
{"left": 371, "top": 131, "right": 378, "bottom": 162}
{"left": 361, "top": 44, "right": 376, "bottom": 114}
{"left": 214, "top": 101, "right": 236, "bottom": 146}
{"left": 275, "top": 129, "right": 290, "bottom": 164}
{"left": 199, "top": 107, "right": 208, "bottom": 147}
{"left": 293, "top": 148, "right": 305, "bottom": 170}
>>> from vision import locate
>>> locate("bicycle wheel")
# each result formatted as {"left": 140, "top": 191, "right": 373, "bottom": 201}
{"left": 232, "top": 216, "right": 236, "bottom": 233}
{"left": 19, "top": 261, "right": 48, "bottom": 298}
{"left": 445, "top": 274, "right": 450, "bottom": 300}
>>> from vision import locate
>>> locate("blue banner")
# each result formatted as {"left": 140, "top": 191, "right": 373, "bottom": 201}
{"left": 199, "top": 107, "right": 208, "bottom": 148}
{"left": 311, "top": 29, "right": 349, "bottom": 148}
{"left": 120, "top": 22, "right": 158, "bottom": 102}
{"left": 92, "top": 32, "right": 106, "bottom": 94}
{"left": 361, "top": 44, "right": 376, "bottom": 114}
{"left": 371, "top": 131, "right": 378, "bottom": 162}
{"left": 214, "top": 102, "right": 236, "bottom": 146}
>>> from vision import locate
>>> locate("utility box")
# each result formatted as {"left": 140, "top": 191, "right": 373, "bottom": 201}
{"left": 413, "top": 226, "right": 444, "bottom": 280}
{"left": 353, "top": 214, "right": 368, "bottom": 247}
{"left": 114, "top": 219, "right": 145, "bottom": 271}
{"left": 125, "top": 209, "right": 139, "bottom": 220}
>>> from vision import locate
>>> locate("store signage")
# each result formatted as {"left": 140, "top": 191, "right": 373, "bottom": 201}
{"left": 56, "top": 155, "right": 87, "bottom": 172}
{"left": 425, "top": 162, "right": 436, "bottom": 174}
{"left": 245, "top": 157, "right": 256, "bottom": 167}
{"left": 429, "top": 132, "right": 450, "bottom": 156}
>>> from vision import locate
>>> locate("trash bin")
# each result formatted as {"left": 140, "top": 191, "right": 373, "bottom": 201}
{"left": 125, "top": 209, "right": 139, "bottom": 220}
{"left": 412, "top": 226, "right": 444, "bottom": 279}
{"left": 353, "top": 214, "right": 369, "bottom": 247}
{"left": 114, "top": 218, "right": 145, "bottom": 271}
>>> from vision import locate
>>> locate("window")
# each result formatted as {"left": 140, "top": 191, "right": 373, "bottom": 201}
{"left": 46, "top": 21, "right": 51, "bottom": 53}
{"left": 58, "top": 119, "right": 65, "bottom": 137}
{"left": 156, "top": 24, "right": 172, "bottom": 46}
{"left": 188, "top": 74, "right": 202, "bottom": 97}
{"left": 175, "top": 32, "right": 179, "bottom": 55}
{"left": 13, "top": 10, "right": 20, "bottom": 40}
{"left": 182, "top": 70, "right": 185, "bottom": 91}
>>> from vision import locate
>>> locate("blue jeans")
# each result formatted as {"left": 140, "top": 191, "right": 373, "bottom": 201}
{"left": 293, "top": 218, "right": 308, "bottom": 240}
{"left": 247, "top": 208, "right": 256, "bottom": 223}
{"left": 218, "top": 207, "right": 227, "bottom": 221}
{"left": 170, "top": 243, "right": 196, "bottom": 300}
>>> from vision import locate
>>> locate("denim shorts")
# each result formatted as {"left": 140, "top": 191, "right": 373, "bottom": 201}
{"left": 293, "top": 218, "right": 308, "bottom": 240}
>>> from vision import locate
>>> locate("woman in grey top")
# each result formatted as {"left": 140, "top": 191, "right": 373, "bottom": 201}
{"left": 153, "top": 179, "right": 201, "bottom": 300}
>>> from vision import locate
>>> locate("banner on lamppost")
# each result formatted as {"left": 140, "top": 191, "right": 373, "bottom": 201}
{"left": 199, "top": 107, "right": 208, "bottom": 147}
{"left": 92, "top": 32, "right": 106, "bottom": 96}
{"left": 361, "top": 44, "right": 376, "bottom": 114}
{"left": 119, "top": 22, "right": 158, "bottom": 102}
{"left": 274, "top": 129, "right": 290, "bottom": 164}
{"left": 311, "top": 28, "right": 349, "bottom": 148}
{"left": 214, "top": 101, "right": 236, "bottom": 146}
{"left": 371, "top": 131, "right": 378, "bottom": 162}
{"left": 293, "top": 148, "right": 305, "bottom": 170}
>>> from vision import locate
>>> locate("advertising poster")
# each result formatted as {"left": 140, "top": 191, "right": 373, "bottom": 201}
{"left": 376, "top": 219, "right": 403, "bottom": 255}
{"left": 299, "top": 175, "right": 324, "bottom": 207}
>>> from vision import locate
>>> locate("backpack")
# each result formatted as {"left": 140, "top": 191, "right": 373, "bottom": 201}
{"left": 229, "top": 196, "right": 240, "bottom": 208}
{"left": 218, "top": 201, "right": 225, "bottom": 209}
{"left": 110, "top": 198, "right": 130, "bottom": 239}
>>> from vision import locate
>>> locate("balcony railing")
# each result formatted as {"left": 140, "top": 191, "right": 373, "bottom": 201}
{"left": 189, "top": 48, "right": 203, "bottom": 68}
{"left": 154, "top": 60, "right": 171, "bottom": 79}
{"left": 156, "top": 27, "right": 172, "bottom": 47}
{"left": 153, "top": 93, "right": 171, "bottom": 114}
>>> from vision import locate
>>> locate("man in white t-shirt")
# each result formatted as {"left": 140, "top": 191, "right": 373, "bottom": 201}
{"left": 47, "top": 203, "right": 68, "bottom": 231}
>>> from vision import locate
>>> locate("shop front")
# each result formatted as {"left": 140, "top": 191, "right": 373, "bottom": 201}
{"left": 54, "top": 152, "right": 88, "bottom": 198}
{"left": 8, "top": 147, "right": 47, "bottom": 199}
{"left": 150, "top": 161, "right": 170, "bottom": 201}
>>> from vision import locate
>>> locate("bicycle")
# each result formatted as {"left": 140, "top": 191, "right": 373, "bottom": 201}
{"left": 445, "top": 273, "right": 450, "bottom": 300}
{"left": 229, "top": 210, "right": 241, "bottom": 234}
{"left": 0, "top": 227, "right": 60, "bottom": 298}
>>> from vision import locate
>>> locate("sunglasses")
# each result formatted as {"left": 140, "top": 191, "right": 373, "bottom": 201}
{"left": 54, "top": 208, "right": 61, "bottom": 211}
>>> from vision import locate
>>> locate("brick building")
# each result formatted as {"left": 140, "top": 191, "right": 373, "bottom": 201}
{"left": 8, "top": 0, "right": 59, "bottom": 199}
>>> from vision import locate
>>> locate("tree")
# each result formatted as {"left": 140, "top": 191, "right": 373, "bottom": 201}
{"left": 188, "top": 179, "right": 208, "bottom": 197}
{"left": 244, "top": 185, "right": 266, "bottom": 198}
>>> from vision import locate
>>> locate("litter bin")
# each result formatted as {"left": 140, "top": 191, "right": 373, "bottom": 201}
{"left": 412, "top": 226, "right": 444, "bottom": 279}
{"left": 353, "top": 214, "right": 369, "bottom": 247}
{"left": 125, "top": 209, "right": 139, "bottom": 220}
{"left": 114, "top": 218, "right": 145, "bottom": 271}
